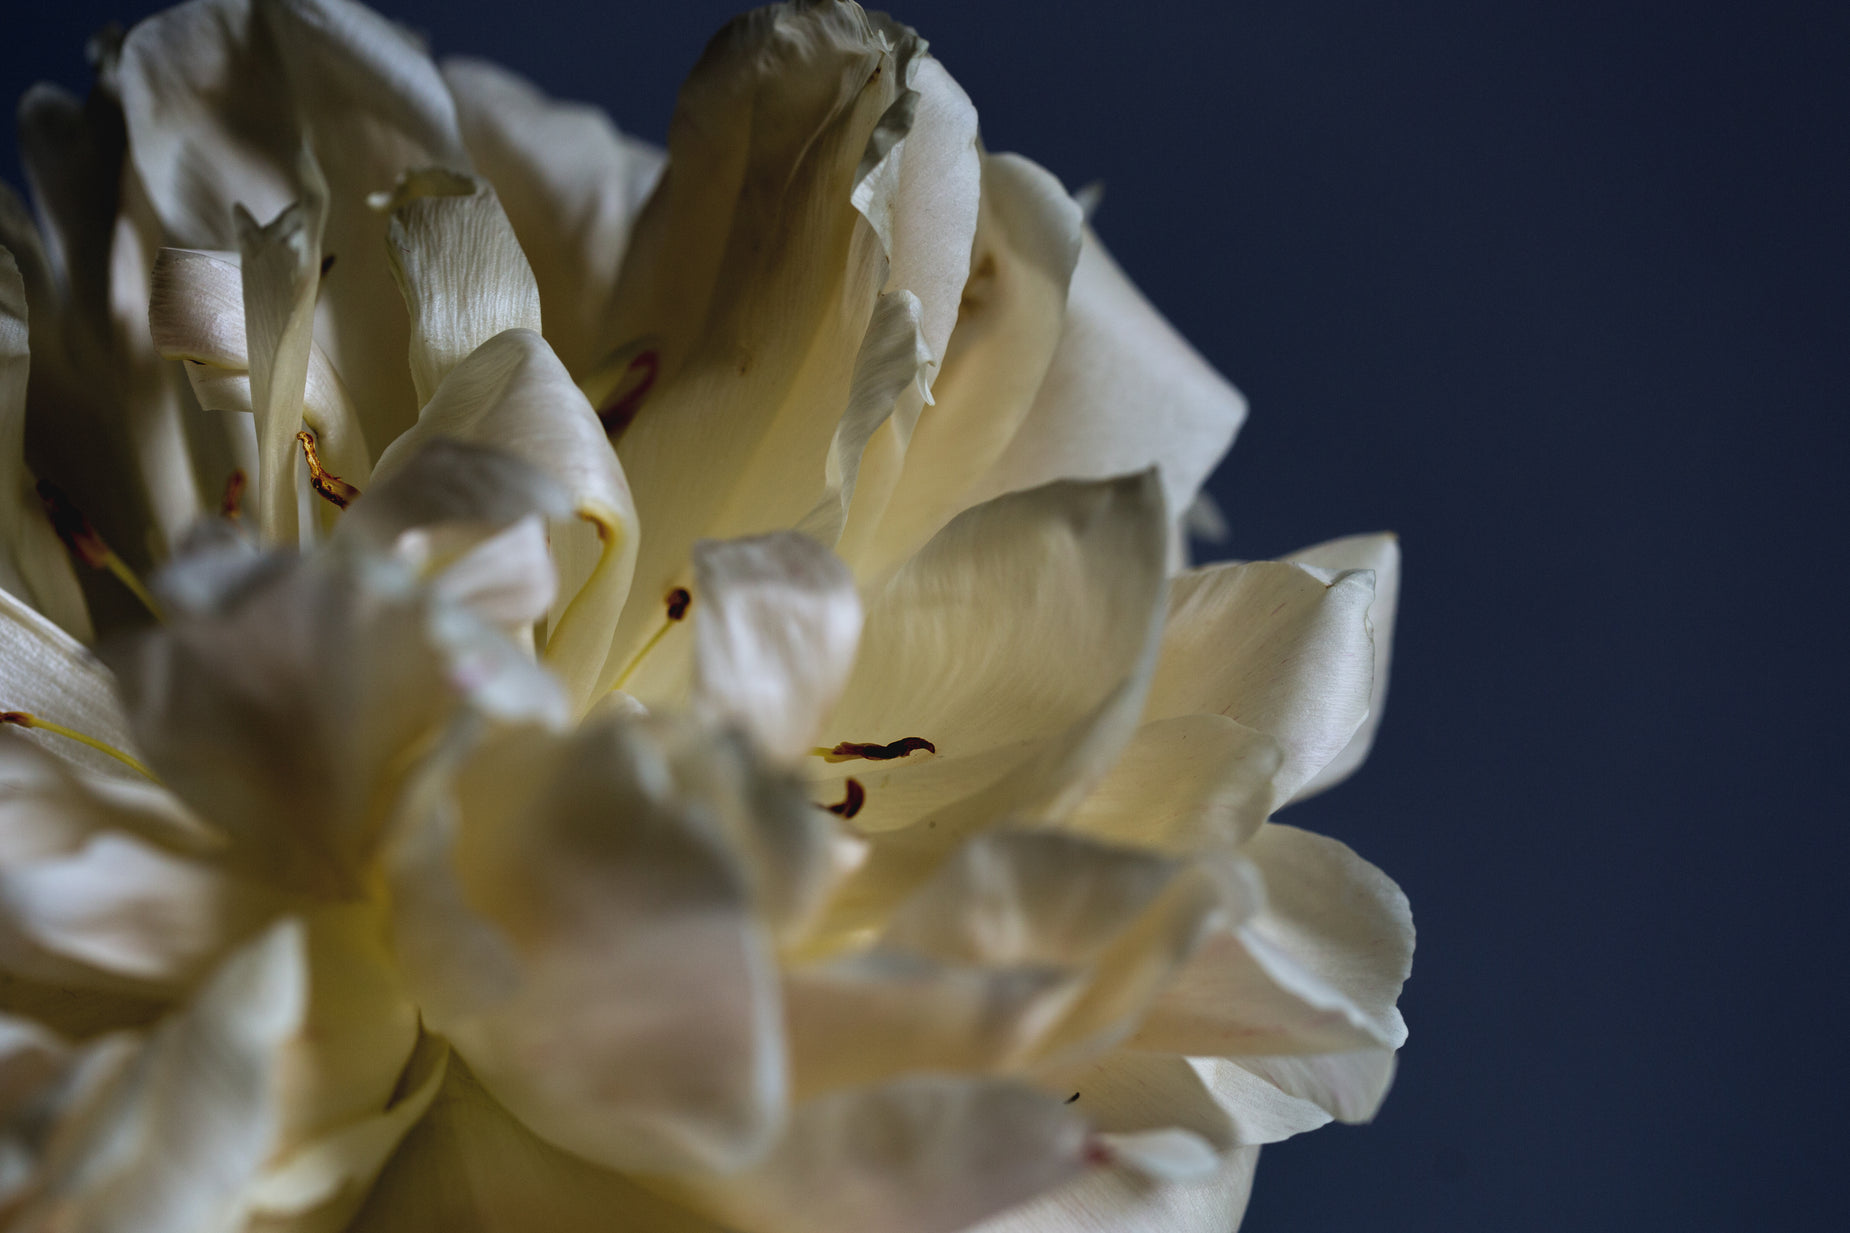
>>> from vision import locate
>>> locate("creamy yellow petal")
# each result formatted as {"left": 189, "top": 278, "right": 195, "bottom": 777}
{"left": 1286, "top": 532, "right": 1402, "bottom": 800}
{"left": 441, "top": 58, "right": 664, "bottom": 380}
{"left": 0, "top": 589, "right": 137, "bottom": 781}
{"left": 1064, "top": 715, "right": 1282, "bottom": 856}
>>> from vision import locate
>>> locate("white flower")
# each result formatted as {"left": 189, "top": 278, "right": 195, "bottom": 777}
{"left": 0, "top": 2, "right": 1413, "bottom": 1232}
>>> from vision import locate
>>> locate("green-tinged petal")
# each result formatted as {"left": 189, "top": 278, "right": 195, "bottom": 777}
{"left": 371, "top": 330, "right": 636, "bottom": 715}
{"left": 1131, "top": 824, "right": 1414, "bottom": 1059}
{"left": 961, "top": 227, "right": 1247, "bottom": 558}
{"left": 386, "top": 717, "right": 787, "bottom": 1175}
{"left": 347, "top": 1060, "right": 725, "bottom": 1233}
{"left": 1286, "top": 532, "right": 1401, "bottom": 800}
{"left": 0, "top": 249, "right": 89, "bottom": 641}
{"left": 119, "top": 0, "right": 471, "bottom": 448}
{"left": 441, "top": 58, "right": 663, "bottom": 380}
{"left": 1064, "top": 715, "right": 1281, "bottom": 856}
{"left": 0, "top": 589, "right": 137, "bottom": 780}
{"left": 1146, "top": 560, "right": 1377, "bottom": 805}
{"left": 661, "top": 1076, "right": 1091, "bottom": 1233}
{"left": 379, "top": 170, "right": 541, "bottom": 407}
{"left": 687, "top": 532, "right": 863, "bottom": 763}
{"left": 13, "top": 919, "right": 306, "bottom": 1233}
{"left": 849, "top": 153, "right": 1081, "bottom": 577}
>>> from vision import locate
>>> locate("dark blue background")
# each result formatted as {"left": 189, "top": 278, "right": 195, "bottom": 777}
{"left": 7, "top": 2, "right": 1847, "bottom": 1229}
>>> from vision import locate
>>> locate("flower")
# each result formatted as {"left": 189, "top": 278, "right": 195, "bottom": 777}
{"left": 0, "top": 2, "right": 1413, "bottom": 1232}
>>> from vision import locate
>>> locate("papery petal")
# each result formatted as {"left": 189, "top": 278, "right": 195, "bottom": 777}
{"left": 689, "top": 532, "right": 862, "bottom": 763}
{"left": 850, "top": 153, "right": 1081, "bottom": 577}
{"left": 1064, "top": 715, "right": 1281, "bottom": 856}
{"left": 1286, "top": 532, "right": 1401, "bottom": 800}
{"left": 347, "top": 1060, "right": 726, "bottom": 1233}
{"left": 1227, "top": 1049, "right": 1399, "bottom": 1126}
{"left": 371, "top": 330, "right": 636, "bottom": 716}
{"left": 961, "top": 227, "right": 1247, "bottom": 556}
{"left": 0, "top": 589, "right": 137, "bottom": 780}
{"left": 0, "top": 248, "right": 89, "bottom": 641}
{"left": 119, "top": 0, "right": 470, "bottom": 447}
{"left": 664, "top": 1077, "right": 1090, "bottom": 1233}
{"left": 388, "top": 718, "right": 786, "bottom": 1175}
{"left": 1146, "top": 560, "right": 1377, "bottom": 804}
{"left": 379, "top": 170, "right": 541, "bottom": 407}
{"left": 441, "top": 58, "right": 663, "bottom": 380}
{"left": 14, "top": 919, "right": 307, "bottom": 1233}
{"left": 1132, "top": 824, "right": 1414, "bottom": 1059}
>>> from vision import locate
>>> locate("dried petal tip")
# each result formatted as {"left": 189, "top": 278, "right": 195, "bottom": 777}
{"left": 297, "top": 431, "right": 362, "bottom": 510}
{"left": 817, "top": 736, "right": 937, "bottom": 763}
{"left": 36, "top": 480, "right": 110, "bottom": 568}
{"left": 825, "top": 777, "right": 866, "bottom": 819}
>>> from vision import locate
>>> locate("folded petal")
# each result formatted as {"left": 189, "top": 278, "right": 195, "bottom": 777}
{"left": 441, "top": 58, "right": 663, "bottom": 380}
{"left": 387, "top": 717, "right": 788, "bottom": 1175}
{"left": 0, "top": 248, "right": 89, "bottom": 641}
{"left": 1146, "top": 560, "right": 1378, "bottom": 805}
{"left": 1131, "top": 824, "right": 1414, "bottom": 1060}
{"left": 960, "top": 227, "right": 1247, "bottom": 557}
{"left": 665, "top": 1076, "right": 1091, "bottom": 1233}
{"left": 688, "top": 532, "right": 862, "bottom": 763}
{"left": 371, "top": 330, "right": 637, "bottom": 715}
{"left": 1286, "top": 532, "right": 1402, "bottom": 800}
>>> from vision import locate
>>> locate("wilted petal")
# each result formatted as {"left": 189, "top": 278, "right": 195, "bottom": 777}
{"left": 0, "top": 248, "right": 89, "bottom": 641}
{"left": 441, "top": 58, "right": 663, "bottom": 380}
{"left": 388, "top": 718, "right": 786, "bottom": 1175}
{"left": 688, "top": 532, "right": 862, "bottom": 763}
{"left": 347, "top": 1060, "right": 726, "bottom": 1233}
{"left": 1146, "top": 560, "right": 1377, "bottom": 805}
{"left": 379, "top": 170, "right": 541, "bottom": 406}
{"left": 1286, "top": 532, "right": 1402, "bottom": 800}
{"left": 851, "top": 153, "right": 1082, "bottom": 577}
{"left": 14, "top": 919, "right": 307, "bottom": 1233}
{"left": 961, "top": 227, "right": 1247, "bottom": 557}
{"left": 1132, "top": 824, "right": 1414, "bottom": 1059}
{"left": 0, "top": 589, "right": 138, "bottom": 781}
{"left": 371, "top": 330, "right": 637, "bottom": 715}
{"left": 666, "top": 1077, "right": 1090, "bottom": 1233}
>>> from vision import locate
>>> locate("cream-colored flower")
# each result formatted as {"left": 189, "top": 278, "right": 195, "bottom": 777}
{"left": 0, "top": 2, "right": 1412, "bottom": 1231}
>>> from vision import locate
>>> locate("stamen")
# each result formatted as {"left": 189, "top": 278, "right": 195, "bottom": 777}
{"left": 1066, "top": 1092, "right": 1081, "bottom": 1104}
{"left": 221, "top": 469, "right": 248, "bottom": 520}
{"left": 37, "top": 481, "right": 165, "bottom": 622}
{"left": 1, "top": 711, "right": 157, "bottom": 781}
{"left": 297, "top": 430, "right": 361, "bottom": 509}
{"left": 610, "top": 586, "right": 694, "bottom": 692}
{"left": 812, "top": 737, "right": 937, "bottom": 763}
{"left": 1083, "top": 1137, "right": 1115, "bottom": 1169}
{"left": 319, "top": 253, "right": 337, "bottom": 277}
{"left": 597, "top": 348, "right": 659, "bottom": 437}
{"left": 824, "top": 777, "right": 865, "bottom": 819}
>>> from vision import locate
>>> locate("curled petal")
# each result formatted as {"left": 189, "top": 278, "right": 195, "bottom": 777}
{"left": 1286, "top": 532, "right": 1402, "bottom": 800}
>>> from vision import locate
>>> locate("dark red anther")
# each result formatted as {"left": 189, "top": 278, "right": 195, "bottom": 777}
{"left": 818, "top": 736, "right": 937, "bottom": 763}
{"left": 825, "top": 778, "right": 866, "bottom": 819}
{"left": 36, "top": 480, "right": 110, "bottom": 568}
{"left": 598, "top": 349, "right": 659, "bottom": 437}
{"left": 221, "top": 469, "right": 248, "bottom": 520}
{"left": 665, "top": 587, "right": 692, "bottom": 621}
{"left": 319, "top": 253, "right": 337, "bottom": 277}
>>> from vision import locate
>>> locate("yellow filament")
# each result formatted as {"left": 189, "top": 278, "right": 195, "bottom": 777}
{"left": 103, "top": 553, "right": 165, "bottom": 623}
{"left": 610, "top": 616, "right": 677, "bottom": 693}
{"left": 1, "top": 712, "right": 157, "bottom": 781}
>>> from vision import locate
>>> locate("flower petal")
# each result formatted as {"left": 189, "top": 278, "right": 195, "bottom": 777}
{"left": 0, "top": 247, "right": 89, "bottom": 641}
{"left": 441, "top": 58, "right": 663, "bottom": 380}
{"left": 1064, "top": 715, "right": 1282, "bottom": 856}
{"left": 1131, "top": 824, "right": 1414, "bottom": 1059}
{"left": 371, "top": 330, "right": 637, "bottom": 715}
{"left": 1286, "top": 532, "right": 1402, "bottom": 800}
{"left": 379, "top": 170, "right": 542, "bottom": 407}
{"left": 666, "top": 1077, "right": 1090, "bottom": 1233}
{"left": 0, "top": 587, "right": 137, "bottom": 780}
{"left": 388, "top": 717, "right": 788, "bottom": 1176}
{"left": 961, "top": 227, "right": 1246, "bottom": 559}
{"left": 1146, "top": 560, "right": 1378, "bottom": 804}
{"left": 688, "top": 532, "right": 863, "bottom": 763}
